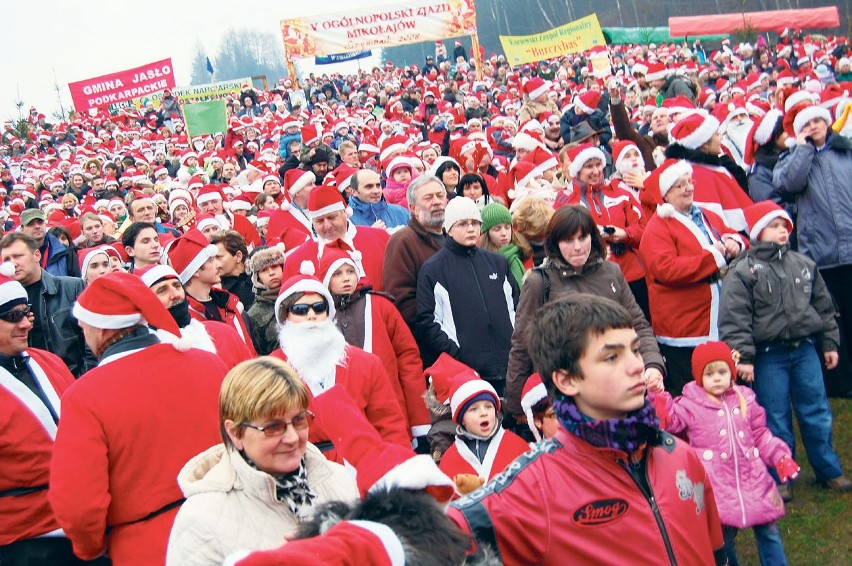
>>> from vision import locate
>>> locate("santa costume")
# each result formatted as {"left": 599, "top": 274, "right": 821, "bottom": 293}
{"left": 49, "top": 273, "right": 230, "bottom": 564}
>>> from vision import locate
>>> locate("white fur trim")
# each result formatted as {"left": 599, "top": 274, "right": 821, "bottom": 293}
{"left": 221, "top": 550, "right": 251, "bottom": 566}
{"left": 0, "top": 261, "right": 16, "bottom": 277}
{"left": 673, "top": 115, "right": 720, "bottom": 150}
{"left": 195, "top": 191, "right": 222, "bottom": 205}
{"left": 140, "top": 264, "right": 179, "bottom": 288}
{"left": 656, "top": 202, "right": 677, "bottom": 218}
{"left": 783, "top": 90, "right": 816, "bottom": 112}
{"left": 511, "top": 131, "right": 542, "bottom": 151}
{"left": 645, "top": 67, "right": 669, "bottom": 82}
{"left": 309, "top": 202, "right": 345, "bottom": 219}
{"left": 659, "top": 161, "right": 693, "bottom": 197}
{"left": 753, "top": 109, "right": 783, "bottom": 146}
{"left": 533, "top": 155, "right": 559, "bottom": 176}
{"left": 528, "top": 81, "right": 550, "bottom": 100}
{"left": 573, "top": 97, "right": 594, "bottom": 115}
{"left": 450, "top": 379, "right": 498, "bottom": 422}
{"left": 178, "top": 243, "right": 219, "bottom": 284}
{"left": 321, "top": 257, "right": 356, "bottom": 289}
{"left": 72, "top": 302, "right": 144, "bottom": 329}
{"left": 793, "top": 106, "right": 832, "bottom": 137}
{"left": 289, "top": 171, "right": 316, "bottom": 197}
{"left": 273, "top": 278, "right": 335, "bottom": 324}
{"left": 614, "top": 143, "right": 640, "bottom": 170}
{"left": 348, "top": 521, "right": 405, "bottom": 566}
{"left": 568, "top": 146, "right": 607, "bottom": 178}
{"left": 368, "top": 453, "right": 455, "bottom": 495}
{"left": 0, "top": 279, "right": 27, "bottom": 307}
{"left": 749, "top": 209, "right": 792, "bottom": 241}
{"left": 520, "top": 382, "right": 547, "bottom": 443}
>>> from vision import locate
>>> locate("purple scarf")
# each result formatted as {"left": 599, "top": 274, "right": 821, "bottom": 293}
{"left": 553, "top": 396, "right": 660, "bottom": 453}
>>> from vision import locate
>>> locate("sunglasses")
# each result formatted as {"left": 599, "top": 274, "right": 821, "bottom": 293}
{"left": 288, "top": 301, "right": 329, "bottom": 317}
{"left": 0, "top": 305, "right": 32, "bottom": 324}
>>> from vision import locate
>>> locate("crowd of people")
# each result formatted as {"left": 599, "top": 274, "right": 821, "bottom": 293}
{"left": 2, "top": 27, "right": 852, "bottom": 565}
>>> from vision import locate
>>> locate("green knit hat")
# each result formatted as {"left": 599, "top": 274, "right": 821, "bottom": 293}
{"left": 480, "top": 202, "right": 513, "bottom": 234}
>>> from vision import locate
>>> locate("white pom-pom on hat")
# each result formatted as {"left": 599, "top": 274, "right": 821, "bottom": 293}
{"left": 0, "top": 261, "right": 15, "bottom": 277}
{"left": 345, "top": 206, "right": 354, "bottom": 218}
{"left": 299, "top": 260, "right": 316, "bottom": 276}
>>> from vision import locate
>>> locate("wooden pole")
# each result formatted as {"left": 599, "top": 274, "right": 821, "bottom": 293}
{"left": 471, "top": 32, "right": 484, "bottom": 80}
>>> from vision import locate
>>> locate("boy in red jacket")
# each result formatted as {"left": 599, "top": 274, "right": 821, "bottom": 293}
{"left": 447, "top": 294, "right": 727, "bottom": 565}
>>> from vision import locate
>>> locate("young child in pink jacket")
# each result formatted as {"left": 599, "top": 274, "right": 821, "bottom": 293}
{"left": 648, "top": 340, "right": 799, "bottom": 566}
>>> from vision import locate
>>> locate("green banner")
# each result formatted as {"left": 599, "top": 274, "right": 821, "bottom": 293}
{"left": 183, "top": 100, "right": 228, "bottom": 137}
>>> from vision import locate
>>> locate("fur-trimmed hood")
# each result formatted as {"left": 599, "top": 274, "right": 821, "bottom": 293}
{"left": 423, "top": 384, "right": 451, "bottom": 418}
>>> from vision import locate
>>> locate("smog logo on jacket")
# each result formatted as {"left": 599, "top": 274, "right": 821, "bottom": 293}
{"left": 572, "top": 498, "right": 629, "bottom": 526}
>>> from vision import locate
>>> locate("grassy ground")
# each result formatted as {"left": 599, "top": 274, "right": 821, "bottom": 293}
{"left": 734, "top": 397, "right": 852, "bottom": 565}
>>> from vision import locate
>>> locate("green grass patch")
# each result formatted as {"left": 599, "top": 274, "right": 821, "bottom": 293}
{"left": 733, "top": 398, "right": 852, "bottom": 565}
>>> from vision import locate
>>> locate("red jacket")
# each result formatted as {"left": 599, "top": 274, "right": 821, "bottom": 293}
{"left": 49, "top": 343, "right": 229, "bottom": 564}
{"left": 639, "top": 204, "right": 746, "bottom": 346}
{"left": 556, "top": 181, "right": 647, "bottom": 282}
{"left": 283, "top": 223, "right": 390, "bottom": 291}
{"left": 448, "top": 428, "right": 726, "bottom": 565}
{"left": 187, "top": 288, "right": 257, "bottom": 356}
{"left": 439, "top": 427, "right": 529, "bottom": 497}
{"left": 270, "top": 345, "right": 410, "bottom": 462}
{"left": 0, "top": 349, "right": 74, "bottom": 545}
{"left": 334, "top": 292, "right": 430, "bottom": 437}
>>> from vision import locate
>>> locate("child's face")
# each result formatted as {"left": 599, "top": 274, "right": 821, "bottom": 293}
{"left": 258, "top": 264, "right": 283, "bottom": 291}
{"left": 329, "top": 263, "right": 358, "bottom": 295}
{"left": 461, "top": 399, "right": 497, "bottom": 436}
{"left": 702, "top": 362, "right": 732, "bottom": 397}
{"left": 533, "top": 407, "right": 559, "bottom": 439}
{"left": 553, "top": 327, "right": 645, "bottom": 421}
{"left": 489, "top": 223, "right": 512, "bottom": 247}
{"left": 392, "top": 167, "right": 412, "bottom": 184}
{"left": 448, "top": 219, "right": 482, "bottom": 246}
{"left": 758, "top": 217, "right": 790, "bottom": 246}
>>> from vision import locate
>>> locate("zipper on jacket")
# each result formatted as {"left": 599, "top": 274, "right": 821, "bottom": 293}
{"left": 466, "top": 253, "right": 497, "bottom": 352}
{"left": 722, "top": 398, "right": 748, "bottom": 527}
{"left": 618, "top": 456, "right": 678, "bottom": 566}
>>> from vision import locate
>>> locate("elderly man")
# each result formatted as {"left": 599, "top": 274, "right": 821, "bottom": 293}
{"left": 0, "top": 266, "right": 100, "bottom": 565}
{"left": 347, "top": 169, "right": 410, "bottom": 230}
{"left": 0, "top": 233, "right": 94, "bottom": 377}
{"left": 195, "top": 185, "right": 260, "bottom": 247}
{"left": 136, "top": 263, "right": 252, "bottom": 369}
{"left": 48, "top": 273, "right": 229, "bottom": 565}
{"left": 382, "top": 174, "right": 447, "bottom": 329}
{"left": 19, "top": 209, "right": 80, "bottom": 277}
{"left": 282, "top": 185, "right": 390, "bottom": 290}
{"left": 775, "top": 103, "right": 852, "bottom": 395}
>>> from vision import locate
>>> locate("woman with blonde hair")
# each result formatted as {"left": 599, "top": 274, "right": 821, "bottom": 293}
{"left": 167, "top": 357, "right": 358, "bottom": 566}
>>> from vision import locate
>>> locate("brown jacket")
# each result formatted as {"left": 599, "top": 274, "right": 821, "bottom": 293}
{"left": 382, "top": 216, "right": 445, "bottom": 329}
{"left": 505, "top": 257, "right": 664, "bottom": 416}
{"left": 519, "top": 98, "right": 560, "bottom": 124}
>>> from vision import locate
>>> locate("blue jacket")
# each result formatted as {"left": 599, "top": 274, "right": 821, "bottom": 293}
{"left": 773, "top": 133, "right": 852, "bottom": 269}
{"left": 40, "top": 233, "right": 80, "bottom": 278}
{"left": 415, "top": 238, "right": 519, "bottom": 380}
{"left": 347, "top": 196, "right": 410, "bottom": 229}
{"left": 277, "top": 132, "right": 302, "bottom": 159}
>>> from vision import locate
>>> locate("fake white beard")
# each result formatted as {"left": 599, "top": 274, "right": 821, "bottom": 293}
{"left": 726, "top": 119, "right": 753, "bottom": 154}
{"left": 277, "top": 319, "right": 347, "bottom": 392}
{"left": 616, "top": 160, "right": 646, "bottom": 178}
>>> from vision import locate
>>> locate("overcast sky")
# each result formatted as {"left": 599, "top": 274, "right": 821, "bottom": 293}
{"left": 2, "top": 0, "right": 397, "bottom": 123}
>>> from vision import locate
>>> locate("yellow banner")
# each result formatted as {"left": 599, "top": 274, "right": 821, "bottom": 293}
{"left": 499, "top": 14, "right": 606, "bottom": 66}
{"left": 281, "top": 1, "right": 477, "bottom": 59}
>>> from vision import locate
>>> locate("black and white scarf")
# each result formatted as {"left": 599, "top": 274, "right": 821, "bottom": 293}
{"left": 242, "top": 452, "right": 316, "bottom": 516}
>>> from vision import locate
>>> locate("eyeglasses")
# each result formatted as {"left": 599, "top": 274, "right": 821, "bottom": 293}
{"left": 288, "top": 301, "right": 329, "bottom": 317}
{"left": 453, "top": 220, "right": 482, "bottom": 229}
{"left": 0, "top": 305, "right": 32, "bottom": 324}
{"left": 241, "top": 411, "right": 314, "bottom": 436}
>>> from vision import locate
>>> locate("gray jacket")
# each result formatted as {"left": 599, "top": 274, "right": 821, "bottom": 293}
{"left": 719, "top": 242, "right": 839, "bottom": 364}
{"left": 34, "top": 270, "right": 96, "bottom": 377}
{"left": 773, "top": 133, "right": 852, "bottom": 269}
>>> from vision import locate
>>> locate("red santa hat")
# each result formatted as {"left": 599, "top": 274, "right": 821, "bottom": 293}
{"left": 77, "top": 246, "right": 112, "bottom": 277}
{"left": 167, "top": 229, "right": 220, "bottom": 284}
{"left": 0, "top": 262, "right": 28, "bottom": 311}
{"left": 310, "top": 385, "right": 454, "bottom": 502}
{"left": 283, "top": 169, "right": 316, "bottom": 198}
{"left": 567, "top": 143, "right": 607, "bottom": 178}
{"left": 656, "top": 158, "right": 693, "bottom": 198}
{"left": 669, "top": 112, "right": 720, "bottom": 150}
{"left": 273, "top": 271, "right": 336, "bottom": 324}
{"left": 743, "top": 108, "right": 783, "bottom": 166}
{"left": 179, "top": 150, "right": 198, "bottom": 165}
{"left": 611, "top": 140, "right": 642, "bottom": 172}
{"left": 424, "top": 353, "right": 479, "bottom": 410}
{"left": 195, "top": 185, "right": 225, "bottom": 206}
{"left": 71, "top": 272, "right": 188, "bottom": 349}
{"left": 135, "top": 263, "right": 181, "bottom": 288}
{"left": 379, "top": 135, "right": 409, "bottom": 162}
{"left": 691, "top": 340, "right": 737, "bottom": 386}
{"left": 307, "top": 184, "right": 346, "bottom": 219}
{"left": 520, "top": 372, "right": 548, "bottom": 442}
{"left": 783, "top": 89, "right": 816, "bottom": 113}
{"left": 195, "top": 214, "right": 225, "bottom": 234}
{"left": 790, "top": 103, "right": 832, "bottom": 137}
{"left": 317, "top": 246, "right": 360, "bottom": 289}
{"left": 522, "top": 76, "right": 550, "bottom": 100}
{"left": 573, "top": 90, "right": 601, "bottom": 114}
{"left": 744, "top": 200, "right": 793, "bottom": 242}
{"left": 301, "top": 124, "right": 320, "bottom": 146}
{"left": 644, "top": 61, "right": 669, "bottom": 82}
